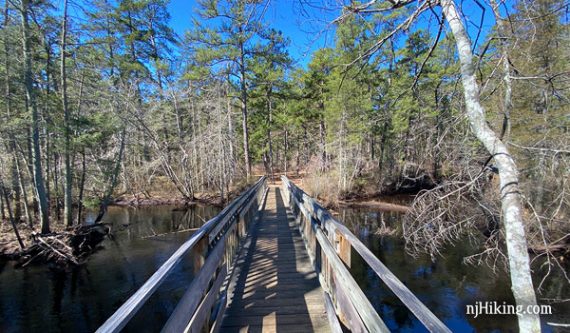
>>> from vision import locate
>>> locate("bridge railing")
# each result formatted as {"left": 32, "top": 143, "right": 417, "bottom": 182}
{"left": 281, "top": 175, "right": 451, "bottom": 333}
{"left": 97, "top": 176, "right": 268, "bottom": 333}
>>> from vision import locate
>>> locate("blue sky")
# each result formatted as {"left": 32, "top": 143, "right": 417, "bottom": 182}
{"left": 167, "top": 0, "right": 498, "bottom": 68}
{"left": 167, "top": 0, "right": 339, "bottom": 67}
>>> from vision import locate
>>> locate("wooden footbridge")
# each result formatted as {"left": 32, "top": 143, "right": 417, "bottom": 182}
{"left": 97, "top": 176, "right": 451, "bottom": 333}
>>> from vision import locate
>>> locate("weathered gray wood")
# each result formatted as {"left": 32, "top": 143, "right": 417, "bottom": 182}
{"left": 282, "top": 175, "right": 451, "bottom": 333}
{"left": 161, "top": 234, "right": 228, "bottom": 333}
{"left": 323, "top": 292, "right": 343, "bottom": 333}
{"left": 96, "top": 177, "right": 266, "bottom": 333}
{"left": 314, "top": 215, "right": 389, "bottom": 332}
{"left": 284, "top": 184, "right": 385, "bottom": 332}
{"left": 220, "top": 186, "right": 330, "bottom": 333}
{"left": 322, "top": 212, "right": 451, "bottom": 333}
{"left": 332, "top": 271, "right": 367, "bottom": 333}
{"left": 336, "top": 230, "right": 351, "bottom": 268}
{"left": 208, "top": 177, "right": 267, "bottom": 244}
{"left": 210, "top": 292, "right": 227, "bottom": 333}
{"left": 218, "top": 323, "right": 326, "bottom": 333}
{"left": 185, "top": 265, "right": 228, "bottom": 333}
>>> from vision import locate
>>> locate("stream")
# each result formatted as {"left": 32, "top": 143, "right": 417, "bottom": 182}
{"left": 0, "top": 205, "right": 220, "bottom": 332}
{"left": 0, "top": 203, "right": 568, "bottom": 332}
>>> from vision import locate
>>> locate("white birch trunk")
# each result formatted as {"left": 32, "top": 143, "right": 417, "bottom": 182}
{"left": 440, "top": 1, "right": 541, "bottom": 331}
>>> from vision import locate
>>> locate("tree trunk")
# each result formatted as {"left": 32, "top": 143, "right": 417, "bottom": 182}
{"left": 15, "top": 151, "right": 32, "bottom": 226}
{"left": 53, "top": 151, "right": 61, "bottom": 220}
{"left": 0, "top": 176, "right": 25, "bottom": 250}
{"left": 433, "top": 81, "right": 445, "bottom": 180}
{"left": 20, "top": 0, "right": 50, "bottom": 233}
{"left": 441, "top": 1, "right": 540, "bottom": 331}
{"left": 319, "top": 118, "right": 327, "bottom": 172}
{"left": 77, "top": 149, "right": 86, "bottom": 224}
{"left": 489, "top": 0, "right": 513, "bottom": 140}
{"left": 0, "top": 186, "right": 5, "bottom": 220}
{"left": 4, "top": 2, "right": 22, "bottom": 222}
{"left": 284, "top": 128, "right": 289, "bottom": 174}
{"left": 94, "top": 128, "right": 127, "bottom": 224}
{"left": 238, "top": 36, "right": 251, "bottom": 178}
{"left": 61, "top": 0, "right": 73, "bottom": 226}
{"left": 226, "top": 84, "right": 235, "bottom": 167}
{"left": 266, "top": 91, "right": 274, "bottom": 181}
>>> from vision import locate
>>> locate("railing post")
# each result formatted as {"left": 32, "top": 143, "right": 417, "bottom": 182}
{"left": 192, "top": 235, "right": 209, "bottom": 275}
{"left": 336, "top": 231, "right": 351, "bottom": 268}
{"left": 279, "top": 175, "right": 451, "bottom": 333}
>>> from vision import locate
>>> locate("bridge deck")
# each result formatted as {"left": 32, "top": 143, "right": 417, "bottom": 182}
{"left": 220, "top": 185, "right": 330, "bottom": 333}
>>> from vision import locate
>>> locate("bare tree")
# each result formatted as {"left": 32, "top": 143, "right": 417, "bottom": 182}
{"left": 440, "top": 1, "right": 540, "bottom": 330}
{"left": 327, "top": 0, "right": 542, "bottom": 330}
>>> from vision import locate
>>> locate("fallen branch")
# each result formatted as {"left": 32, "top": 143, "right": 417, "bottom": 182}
{"left": 142, "top": 227, "right": 200, "bottom": 239}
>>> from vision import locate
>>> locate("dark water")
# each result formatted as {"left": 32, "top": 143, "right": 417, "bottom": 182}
{"left": 0, "top": 205, "right": 220, "bottom": 333}
{"left": 1, "top": 204, "right": 568, "bottom": 332}
{"left": 339, "top": 207, "right": 570, "bottom": 333}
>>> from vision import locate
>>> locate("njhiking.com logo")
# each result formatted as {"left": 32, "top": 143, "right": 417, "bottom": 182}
{"left": 466, "top": 301, "right": 552, "bottom": 318}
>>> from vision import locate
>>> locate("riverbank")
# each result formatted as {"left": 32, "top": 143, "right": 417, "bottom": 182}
{"left": 338, "top": 199, "right": 410, "bottom": 213}
{"left": 111, "top": 178, "right": 259, "bottom": 207}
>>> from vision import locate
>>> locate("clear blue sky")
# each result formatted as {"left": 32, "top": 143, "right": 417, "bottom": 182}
{"left": 167, "top": 0, "right": 497, "bottom": 68}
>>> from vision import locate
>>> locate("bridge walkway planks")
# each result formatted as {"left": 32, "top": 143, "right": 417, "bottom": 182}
{"left": 220, "top": 185, "right": 330, "bottom": 333}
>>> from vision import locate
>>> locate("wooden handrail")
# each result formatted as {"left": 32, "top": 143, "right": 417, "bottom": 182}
{"left": 96, "top": 176, "right": 267, "bottom": 333}
{"left": 281, "top": 176, "right": 451, "bottom": 333}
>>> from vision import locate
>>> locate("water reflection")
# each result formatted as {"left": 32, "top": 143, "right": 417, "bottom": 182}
{"left": 340, "top": 207, "right": 570, "bottom": 333}
{"left": 0, "top": 204, "right": 220, "bottom": 333}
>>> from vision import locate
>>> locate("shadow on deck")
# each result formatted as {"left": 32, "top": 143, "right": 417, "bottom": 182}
{"left": 221, "top": 186, "right": 329, "bottom": 333}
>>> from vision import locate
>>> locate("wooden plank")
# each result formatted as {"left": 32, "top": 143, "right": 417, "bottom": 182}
{"left": 185, "top": 265, "right": 228, "bottom": 333}
{"left": 210, "top": 292, "right": 227, "bottom": 333}
{"left": 231, "top": 287, "right": 327, "bottom": 302}
{"left": 333, "top": 272, "right": 367, "bottom": 333}
{"left": 323, "top": 292, "right": 343, "bottom": 333}
{"left": 192, "top": 236, "right": 209, "bottom": 274}
{"left": 228, "top": 298, "right": 329, "bottom": 310}
{"left": 220, "top": 321, "right": 329, "bottom": 333}
{"left": 220, "top": 185, "right": 330, "bottom": 333}
{"left": 336, "top": 231, "right": 351, "bottom": 268}
{"left": 221, "top": 312, "right": 329, "bottom": 326}
{"left": 314, "top": 221, "right": 390, "bottom": 332}
{"left": 212, "top": 186, "right": 269, "bottom": 333}
{"left": 226, "top": 304, "right": 323, "bottom": 316}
